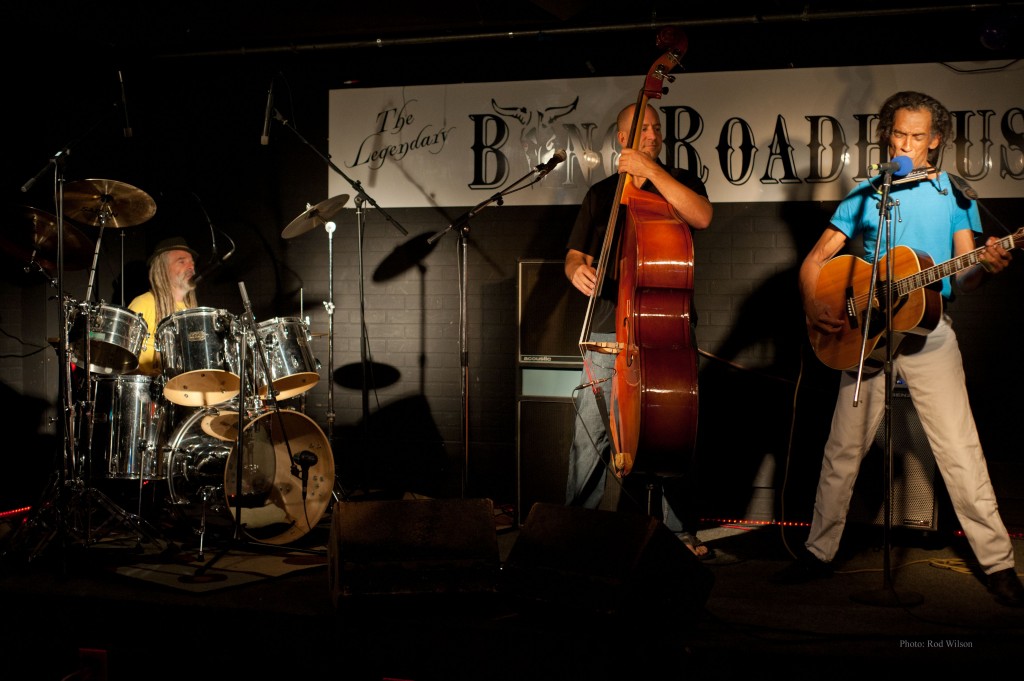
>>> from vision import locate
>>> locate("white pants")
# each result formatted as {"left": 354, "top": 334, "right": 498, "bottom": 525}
{"left": 806, "top": 315, "right": 1015, "bottom": 575}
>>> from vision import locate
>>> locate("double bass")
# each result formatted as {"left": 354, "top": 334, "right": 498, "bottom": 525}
{"left": 578, "top": 28, "right": 698, "bottom": 479}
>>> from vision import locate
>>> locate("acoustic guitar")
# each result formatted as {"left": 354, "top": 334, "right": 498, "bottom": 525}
{"left": 808, "top": 227, "right": 1022, "bottom": 370}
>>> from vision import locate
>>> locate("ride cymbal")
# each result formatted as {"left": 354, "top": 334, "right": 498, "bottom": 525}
{"left": 63, "top": 178, "right": 157, "bottom": 229}
{"left": 281, "top": 194, "right": 350, "bottom": 239}
{"left": 1, "top": 205, "right": 95, "bottom": 271}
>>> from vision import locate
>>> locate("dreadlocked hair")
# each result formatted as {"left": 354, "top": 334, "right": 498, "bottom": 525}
{"left": 149, "top": 252, "right": 198, "bottom": 323}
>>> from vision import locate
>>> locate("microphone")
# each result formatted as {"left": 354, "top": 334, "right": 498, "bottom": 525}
{"left": 294, "top": 450, "right": 318, "bottom": 500}
{"left": 574, "top": 376, "right": 611, "bottom": 392}
{"left": 118, "top": 70, "right": 132, "bottom": 138}
{"left": 868, "top": 155, "right": 913, "bottom": 176}
{"left": 535, "top": 149, "right": 567, "bottom": 177}
{"left": 260, "top": 79, "right": 275, "bottom": 145}
{"left": 192, "top": 247, "right": 235, "bottom": 285}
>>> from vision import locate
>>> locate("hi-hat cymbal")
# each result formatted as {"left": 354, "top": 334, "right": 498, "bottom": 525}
{"left": 63, "top": 178, "right": 157, "bottom": 229}
{"left": 1, "top": 205, "right": 95, "bottom": 271}
{"left": 281, "top": 194, "right": 350, "bottom": 239}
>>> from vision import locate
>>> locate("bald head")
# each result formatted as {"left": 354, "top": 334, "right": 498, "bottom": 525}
{"left": 615, "top": 103, "right": 663, "bottom": 159}
{"left": 617, "top": 103, "right": 660, "bottom": 135}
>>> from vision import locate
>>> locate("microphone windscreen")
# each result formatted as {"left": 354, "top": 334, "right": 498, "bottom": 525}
{"left": 892, "top": 155, "right": 913, "bottom": 176}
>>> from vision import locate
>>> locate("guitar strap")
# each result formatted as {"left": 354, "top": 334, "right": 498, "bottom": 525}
{"left": 946, "top": 173, "right": 979, "bottom": 201}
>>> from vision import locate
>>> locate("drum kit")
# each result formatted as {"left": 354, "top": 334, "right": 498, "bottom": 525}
{"left": 8, "top": 179, "right": 339, "bottom": 562}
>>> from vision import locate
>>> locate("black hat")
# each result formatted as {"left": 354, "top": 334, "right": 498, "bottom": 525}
{"left": 148, "top": 237, "right": 198, "bottom": 265}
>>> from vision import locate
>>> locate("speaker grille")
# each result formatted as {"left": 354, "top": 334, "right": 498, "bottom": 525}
{"left": 850, "top": 386, "right": 939, "bottom": 530}
{"left": 517, "top": 398, "right": 574, "bottom": 525}
{"left": 518, "top": 259, "right": 586, "bottom": 365}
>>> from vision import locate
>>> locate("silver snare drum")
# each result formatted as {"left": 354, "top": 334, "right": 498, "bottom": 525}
{"left": 251, "top": 317, "right": 320, "bottom": 401}
{"left": 155, "top": 307, "right": 241, "bottom": 407}
{"left": 69, "top": 302, "right": 148, "bottom": 375}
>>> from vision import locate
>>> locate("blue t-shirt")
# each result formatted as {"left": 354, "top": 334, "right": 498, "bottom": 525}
{"left": 829, "top": 171, "right": 982, "bottom": 299}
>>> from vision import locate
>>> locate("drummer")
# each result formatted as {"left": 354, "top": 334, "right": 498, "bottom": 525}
{"left": 127, "top": 237, "right": 199, "bottom": 376}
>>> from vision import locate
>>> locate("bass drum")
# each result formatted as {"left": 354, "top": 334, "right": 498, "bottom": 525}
{"left": 163, "top": 407, "right": 334, "bottom": 545}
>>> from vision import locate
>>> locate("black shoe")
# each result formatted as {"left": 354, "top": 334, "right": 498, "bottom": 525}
{"left": 770, "top": 551, "right": 833, "bottom": 585}
{"left": 987, "top": 568, "right": 1024, "bottom": 607}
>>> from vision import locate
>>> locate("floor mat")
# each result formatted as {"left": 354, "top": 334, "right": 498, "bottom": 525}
{"left": 112, "top": 543, "right": 328, "bottom": 593}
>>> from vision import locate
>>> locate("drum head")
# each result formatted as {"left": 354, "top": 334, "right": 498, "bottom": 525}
{"left": 201, "top": 410, "right": 239, "bottom": 442}
{"left": 163, "top": 370, "right": 241, "bottom": 407}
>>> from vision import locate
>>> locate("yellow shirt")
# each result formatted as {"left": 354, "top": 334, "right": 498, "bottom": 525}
{"left": 127, "top": 292, "right": 188, "bottom": 377}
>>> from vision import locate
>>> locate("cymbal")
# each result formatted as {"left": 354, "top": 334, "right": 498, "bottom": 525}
{"left": 281, "top": 194, "right": 350, "bottom": 239}
{"left": 1, "top": 205, "right": 95, "bottom": 271}
{"left": 63, "top": 178, "right": 157, "bottom": 229}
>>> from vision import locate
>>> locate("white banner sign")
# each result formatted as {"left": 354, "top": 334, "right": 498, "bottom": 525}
{"left": 328, "top": 61, "right": 1023, "bottom": 207}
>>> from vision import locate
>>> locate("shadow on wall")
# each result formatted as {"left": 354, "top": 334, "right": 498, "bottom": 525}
{"left": 693, "top": 201, "right": 841, "bottom": 524}
{"left": 332, "top": 393, "right": 453, "bottom": 500}
{"left": 0, "top": 381, "right": 59, "bottom": 510}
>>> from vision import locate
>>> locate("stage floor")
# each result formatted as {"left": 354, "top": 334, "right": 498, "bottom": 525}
{"left": 2, "top": 489, "right": 1022, "bottom": 681}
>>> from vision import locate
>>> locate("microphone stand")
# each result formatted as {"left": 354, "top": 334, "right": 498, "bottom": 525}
{"left": 428, "top": 162, "right": 557, "bottom": 497}
{"left": 850, "top": 169, "right": 923, "bottom": 608}
{"left": 270, "top": 109, "right": 407, "bottom": 499}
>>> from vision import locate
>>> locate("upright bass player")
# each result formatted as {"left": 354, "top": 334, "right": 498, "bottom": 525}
{"left": 563, "top": 101, "right": 713, "bottom": 558}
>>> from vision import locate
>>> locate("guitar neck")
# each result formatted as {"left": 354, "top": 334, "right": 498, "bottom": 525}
{"left": 896, "top": 228, "right": 1022, "bottom": 297}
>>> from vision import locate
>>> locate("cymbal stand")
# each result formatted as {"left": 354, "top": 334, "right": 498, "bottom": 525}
{"left": 4, "top": 154, "right": 164, "bottom": 567}
{"left": 850, "top": 169, "right": 922, "bottom": 608}
{"left": 1, "top": 146, "right": 80, "bottom": 566}
{"left": 68, "top": 208, "right": 166, "bottom": 554}
{"left": 428, "top": 161, "right": 552, "bottom": 496}
{"left": 321, "top": 221, "right": 337, "bottom": 440}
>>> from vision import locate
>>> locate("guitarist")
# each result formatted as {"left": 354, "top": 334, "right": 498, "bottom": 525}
{"left": 774, "top": 91, "right": 1022, "bottom": 607}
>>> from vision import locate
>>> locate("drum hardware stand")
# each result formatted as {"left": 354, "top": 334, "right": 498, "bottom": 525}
{"left": 72, "top": 207, "right": 167, "bottom": 553}
{"left": 5, "top": 157, "right": 165, "bottom": 567}
{"left": 192, "top": 282, "right": 322, "bottom": 572}
{"left": 271, "top": 108, "right": 407, "bottom": 500}
{"left": 849, "top": 168, "right": 922, "bottom": 608}
{"left": 7, "top": 154, "right": 83, "bottom": 564}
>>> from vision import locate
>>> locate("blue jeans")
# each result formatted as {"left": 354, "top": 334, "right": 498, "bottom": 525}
{"left": 565, "top": 332, "right": 689, "bottom": 534}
